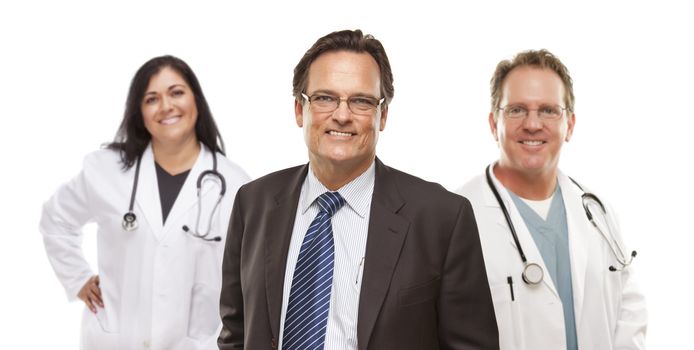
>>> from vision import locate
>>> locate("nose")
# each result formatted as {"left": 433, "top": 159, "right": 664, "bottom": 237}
{"left": 160, "top": 95, "right": 174, "bottom": 112}
{"left": 522, "top": 110, "right": 543, "bottom": 131}
{"left": 332, "top": 99, "right": 351, "bottom": 124}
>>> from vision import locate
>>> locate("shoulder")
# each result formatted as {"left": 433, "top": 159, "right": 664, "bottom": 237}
{"left": 455, "top": 174, "right": 487, "bottom": 204}
{"left": 215, "top": 153, "right": 252, "bottom": 185}
{"left": 382, "top": 164, "right": 471, "bottom": 213}
{"left": 82, "top": 148, "right": 125, "bottom": 174}
{"left": 384, "top": 165, "right": 449, "bottom": 196}
{"left": 557, "top": 171, "right": 619, "bottom": 217}
{"left": 237, "top": 164, "right": 306, "bottom": 198}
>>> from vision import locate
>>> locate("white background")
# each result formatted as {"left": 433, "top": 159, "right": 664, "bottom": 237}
{"left": 1, "top": 0, "right": 691, "bottom": 348}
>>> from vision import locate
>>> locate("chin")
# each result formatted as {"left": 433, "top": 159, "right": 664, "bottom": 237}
{"left": 520, "top": 158, "right": 556, "bottom": 173}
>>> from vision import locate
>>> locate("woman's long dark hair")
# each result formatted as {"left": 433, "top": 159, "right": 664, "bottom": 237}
{"left": 108, "top": 55, "right": 225, "bottom": 169}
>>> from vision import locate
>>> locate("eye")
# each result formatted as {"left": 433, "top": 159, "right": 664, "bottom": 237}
{"left": 506, "top": 105, "right": 526, "bottom": 115}
{"left": 540, "top": 106, "right": 561, "bottom": 116}
{"left": 350, "top": 97, "right": 378, "bottom": 107}
{"left": 171, "top": 89, "right": 185, "bottom": 97}
{"left": 144, "top": 96, "right": 158, "bottom": 105}
{"left": 311, "top": 94, "right": 336, "bottom": 103}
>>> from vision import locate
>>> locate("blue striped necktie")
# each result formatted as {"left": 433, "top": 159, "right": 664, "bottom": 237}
{"left": 283, "top": 191, "right": 346, "bottom": 350}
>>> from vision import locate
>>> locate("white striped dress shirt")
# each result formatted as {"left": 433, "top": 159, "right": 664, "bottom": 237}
{"left": 278, "top": 162, "right": 375, "bottom": 350}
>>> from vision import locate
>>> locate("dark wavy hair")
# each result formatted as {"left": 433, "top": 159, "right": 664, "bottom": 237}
{"left": 293, "top": 29, "right": 394, "bottom": 107}
{"left": 107, "top": 55, "right": 225, "bottom": 169}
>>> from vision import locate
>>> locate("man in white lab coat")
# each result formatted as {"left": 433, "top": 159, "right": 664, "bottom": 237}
{"left": 457, "top": 49, "right": 647, "bottom": 350}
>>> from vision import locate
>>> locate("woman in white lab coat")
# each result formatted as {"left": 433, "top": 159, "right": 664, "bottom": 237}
{"left": 40, "top": 55, "right": 249, "bottom": 350}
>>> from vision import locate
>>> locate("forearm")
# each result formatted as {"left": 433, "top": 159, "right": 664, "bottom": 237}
{"left": 614, "top": 267, "right": 648, "bottom": 350}
{"left": 39, "top": 172, "right": 94, "bottom": 300}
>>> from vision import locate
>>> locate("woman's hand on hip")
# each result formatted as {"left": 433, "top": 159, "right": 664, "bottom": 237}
{"left": 78, "top": 275, "right": 103, "bottom": 313}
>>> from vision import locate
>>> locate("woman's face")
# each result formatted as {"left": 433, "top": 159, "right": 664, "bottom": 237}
{"left": 141, "top": 66, "right": 198, "bottom": 147}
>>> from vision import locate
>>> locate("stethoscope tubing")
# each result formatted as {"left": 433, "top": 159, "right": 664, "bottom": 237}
{"left": 485, "top": 164, "right": 636, "bottom": 283}
{"left": 485, "top": 165, "right": 543, "bottom": 285}
{"left": 122, "top": 147, "right": 226, "bottom": 242}
{"left": 485, "top": 165, "right": 529, "bottom": 264}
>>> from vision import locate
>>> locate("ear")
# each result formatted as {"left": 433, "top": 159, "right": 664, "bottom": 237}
{"left": 294, "top": 99, "right": 304, "bottom": 128}
{"left": 488, "top": 112, "right": 499, "bottom": 141}
{"left": 565, "top": 112, "right": 576, "bottom": 142}
{"left": 379, "top": 105, "right": 388, "bottom": 131}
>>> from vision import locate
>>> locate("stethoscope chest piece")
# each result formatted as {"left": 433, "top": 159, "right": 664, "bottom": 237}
{"left": 522, "top": 262, "right": 544, "bottom": 285}
{"left": 122, "top": 212, "right": 138, "bottom": 231}
{"left": 120, "top": 148, "right": 225, "bottom": 242}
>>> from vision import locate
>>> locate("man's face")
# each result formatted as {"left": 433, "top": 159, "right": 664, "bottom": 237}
{"left": 490, "top": 66, "right": 575, "bottom": 177}
{"left": 295, "top": 50, "right": 387, "bottom": 171}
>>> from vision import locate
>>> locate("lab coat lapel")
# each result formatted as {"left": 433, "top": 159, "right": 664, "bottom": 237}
{"left": 265, "top": 164, "right": 307, "bottom": 341}
{"left": 357, "top": 159, "right": 409, "bottom": 350}
{"left": 484, "top": 165, "right": 559, "bottom": 298}
{"left": 558, "top": 172, "right": 590, "bottom": 326}
{"left": 161, "top": 144, "right": 217, "bottom": 240}
{"left": 135, "top": 145, "right": 164, "bottom": 240}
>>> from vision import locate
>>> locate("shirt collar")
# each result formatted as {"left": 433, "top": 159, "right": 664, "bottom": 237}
{"left": 300, "top": 161, "right": 376, "bottom": 218}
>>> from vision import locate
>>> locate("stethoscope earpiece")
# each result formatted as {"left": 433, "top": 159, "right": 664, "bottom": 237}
{"left": 182, "top": 225, "right": 221, "bottom": 242}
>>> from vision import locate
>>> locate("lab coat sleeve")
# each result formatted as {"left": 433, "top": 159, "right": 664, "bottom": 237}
{"left": 218, "top": 188, "right": 245, "bottom": 349}
{"left": 39, "top": 162, "right": 95, "bottom": 302}
{"left": 610, "top": 207, "right": 648, "bottom": 349}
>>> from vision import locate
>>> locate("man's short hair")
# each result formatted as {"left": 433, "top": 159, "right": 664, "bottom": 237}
{"left": 490, "top": 49, "right": 574, "bottom": 121}
{"left": 293, "top": 29, "right": 394, "bottom": 107}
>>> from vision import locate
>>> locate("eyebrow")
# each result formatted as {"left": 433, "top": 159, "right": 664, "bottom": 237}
{"left": 144, "top": 84, "right": 187, "bottom": 95}
{"left": 309, "top": 89, "right": 379, "bottom": 99}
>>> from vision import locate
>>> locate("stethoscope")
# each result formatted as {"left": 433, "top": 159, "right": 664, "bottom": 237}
{"left": 485, "top": 165, "right": 637, "bottom": 285}
{"left": 122, "top": 147, "right": 226, "bottom": 242}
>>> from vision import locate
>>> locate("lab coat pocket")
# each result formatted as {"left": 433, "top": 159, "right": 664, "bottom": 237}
{"left": 187, "top": 283, "right": 220, "bottom": 340}
{"left": 398, "top": 277, "right": 441, "bottom": 307}
{"left": 490, "top": 284, "right": 522, "bottom": 350}
{"left": 91, "top": 305, "right": 119, "bottom": 334}
{"left": 81, "top": 308, "right": 120, "bottom": 350}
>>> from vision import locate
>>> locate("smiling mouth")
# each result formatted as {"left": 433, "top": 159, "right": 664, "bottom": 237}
{"left": 160, "top": 116, "right": 181, "bottom": 125}
{"left": 328, "top": 130, "right": 354, "bottom": 137}
{"left": 520, "top": 140, "right": 545, "bottom": 146}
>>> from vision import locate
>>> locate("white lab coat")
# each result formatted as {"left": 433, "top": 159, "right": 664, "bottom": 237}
{"left": 40, "top": 144, "right": 250, "bottom": 350}
{"left": 457, "top": 168, "right": 647, "bottom": 350}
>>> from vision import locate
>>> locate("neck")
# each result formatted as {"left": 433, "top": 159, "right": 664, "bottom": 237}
{"left": 152, "top": 137, "right": 201, "bottom": 175}
{"left": 493, "top": 162, "right": 557, "bottom": 200}
{"left": 310, "top": 156, "right": 374, "bottom": 191}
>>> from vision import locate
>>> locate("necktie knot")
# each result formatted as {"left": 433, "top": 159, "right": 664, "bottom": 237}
{"left": 316, "top": 191, "right": 346, "bottom": 218}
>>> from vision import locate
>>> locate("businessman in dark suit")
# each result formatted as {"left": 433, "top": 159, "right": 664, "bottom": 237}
{"left": 218, "top": 29, "right": 499, "bottom": 350}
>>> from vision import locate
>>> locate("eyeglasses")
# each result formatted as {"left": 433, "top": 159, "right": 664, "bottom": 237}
{"left": 302, "top": 93, "right": 384, "bottom": 116}
{"left": 498, "top": 104, "right": 569, "bottom": 120}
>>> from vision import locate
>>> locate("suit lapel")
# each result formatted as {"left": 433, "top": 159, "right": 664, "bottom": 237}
{"left": 265, "top": 164, "right": 308, "bottom": 340}
{"left": 357, "top": 159, "right": 410, "bottom": 350}
{"left": 135, "top": 144, "right": 164, "bottom": 240}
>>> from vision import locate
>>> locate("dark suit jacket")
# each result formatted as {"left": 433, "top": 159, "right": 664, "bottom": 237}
{"left": 219, "top": 158, "right": 499, "bottom": 349}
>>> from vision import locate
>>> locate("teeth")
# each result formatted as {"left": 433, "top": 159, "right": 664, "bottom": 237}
{"left": 329, "top": 131, "right": 352, "bottom": 137}
{"left": 522, "top": 140, "right": 543, "bottom": 146}
{"left": 160, "top": 116, "right": 181, "bottom": 125}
